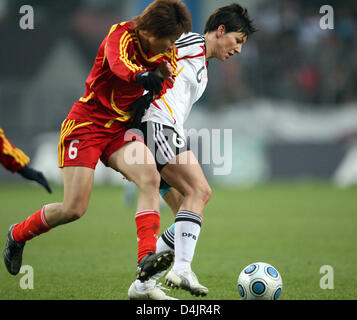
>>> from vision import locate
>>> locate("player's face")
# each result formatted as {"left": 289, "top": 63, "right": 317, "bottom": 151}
{"left": 148, "top": 34, "right": 178, "bottom": 55}
{"left": 138, "top": 30, "right": 178, "bottom": 55}
{"left": 215, "top": 31, "right": 247, "bottom": 61}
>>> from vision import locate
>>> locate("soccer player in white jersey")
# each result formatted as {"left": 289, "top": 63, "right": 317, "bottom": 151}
{"left": 128, "top": 3, "right": 256, "bottom": 300}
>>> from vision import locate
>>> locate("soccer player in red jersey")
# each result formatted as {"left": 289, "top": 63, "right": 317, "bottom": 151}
{"left": 0, "top": 126, "right": 52, "bottom": 193}
{"left": 4, "top": 0, "right": 192, "bottom": 285}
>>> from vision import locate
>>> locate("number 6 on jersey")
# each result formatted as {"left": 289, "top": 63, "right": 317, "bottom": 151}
{"left": 68, "top": 140, "right": 79, "bottom": 159}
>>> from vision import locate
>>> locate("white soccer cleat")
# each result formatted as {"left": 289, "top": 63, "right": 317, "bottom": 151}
{"left": 165, "top": 269, "right": 209, "bottom": 297}
{"left": 128, "top": 281, "right": 178, "bottom": 300}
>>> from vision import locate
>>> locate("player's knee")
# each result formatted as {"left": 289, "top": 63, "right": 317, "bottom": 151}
{"left": 146, "top": 171, "right": 161, "bottom": 190}
{"left": 71, "top": 209, "right": 86, "bottom": 221}
{"left": 63, "top": 205, "right": 87, "bottom": 222}
{"left": 204, "top": 184, "right": 212, "bottom": 204}
{"left": 198, "top": 183, "right": 212, "bottom": 205}
{"left": 136, "top": 165, "right": 160, "bottom": 190}
{"left": 185, "top": 182, "right": 211, "bottom": 205}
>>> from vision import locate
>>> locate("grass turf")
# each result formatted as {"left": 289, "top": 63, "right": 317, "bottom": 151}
{"left": 0, "top": 181, "right": 356, "bottom": 300}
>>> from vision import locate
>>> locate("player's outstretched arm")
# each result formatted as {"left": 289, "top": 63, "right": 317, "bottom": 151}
{"left": 17, "top": 165, "right": 52, "bottom": 194}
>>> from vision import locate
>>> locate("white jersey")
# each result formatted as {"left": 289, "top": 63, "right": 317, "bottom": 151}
{"left": 141, "top": 32, "right": 208, "bottom": 138}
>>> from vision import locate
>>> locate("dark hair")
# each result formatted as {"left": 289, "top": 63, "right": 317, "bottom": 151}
{"left": 134, "top": 0, "right": 192, "bottom": 38}
{"left": 204, "top": 3, "right": 256, "bottom": 37}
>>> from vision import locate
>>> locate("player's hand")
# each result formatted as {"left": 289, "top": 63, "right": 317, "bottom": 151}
{"left": 17, "top": 165, "right": 52, "bottom": 194}
{"left": 157, "top": 61, "right": 174, "bottom": 84}
{"left": 136, "top": 71, "right": 164, "bottom": 95}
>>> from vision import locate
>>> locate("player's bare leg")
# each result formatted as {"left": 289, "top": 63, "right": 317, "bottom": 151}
{"left": 161, "top": 151, "right": 211, "bottom": 215}
{"left": 4, "top": 166, "right": 95, "bottom": 275}
{"left": 132, "top": 152, "right": 210, "bottom": 296}
{"left": 108, "top": 141, "right": 160, "bottom": 212}
{"left": 159, "top": 151, "right": 210, "bottom": 296}
{"left": 45, "top": 167, "right": 95, "bottom": 226}
{"left": 162, "top": 187, "right": 184, "bottom": 216}
{"left": 108, "top": 141, "right": 173, "bottom": 282}
{"left": 131, "top": 151, "right": 210, "bottom": 295}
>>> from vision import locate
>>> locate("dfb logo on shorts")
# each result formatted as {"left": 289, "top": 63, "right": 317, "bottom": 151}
{"left": 182, "top": 232, "right": 197, "bottom": 240}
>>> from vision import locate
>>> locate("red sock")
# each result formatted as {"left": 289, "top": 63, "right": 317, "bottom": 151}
{"left": 12, "top": 206, "right": 51, "bottom": 243}
{"left": 135, "top": 210, "right": 160, "bottom": 263}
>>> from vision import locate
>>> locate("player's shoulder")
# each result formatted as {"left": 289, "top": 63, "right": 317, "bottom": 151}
{"left": 117, "top": 21, "right": 135, "bottom": 30}
{"left": 175, "top": 32, "right": 205, "bottom": 49}
{"left": 104, "top": 21, "right": 137, "bottom": 48}
{"left": 109, "top": 21, "right": 136, "bottom": 36}
{"left": 175, "top": 32, "right": 206, "bottom": 59}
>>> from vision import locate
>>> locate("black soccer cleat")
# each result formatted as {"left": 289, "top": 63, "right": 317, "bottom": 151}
{"left": 136, "top": 251, "right": 174, "bottom": 282}
{"left": 4, "top": 224, "right": 25, "bottom": 275}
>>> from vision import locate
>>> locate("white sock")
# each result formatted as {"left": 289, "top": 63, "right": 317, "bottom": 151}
{"left": 173, "top": 210, "right": 202, "bottom": 273}
{"left": 157, "top": 223, "right": 175, "bottom": 253}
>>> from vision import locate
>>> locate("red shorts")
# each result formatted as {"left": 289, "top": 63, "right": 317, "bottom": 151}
{"left": 58, "top": 119, "right": 143, "bottom": 169}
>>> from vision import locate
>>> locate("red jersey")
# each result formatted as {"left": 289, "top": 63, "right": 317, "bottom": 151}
{"left": 68, "top": 21, "right": 177, "bottom": 128}
{"left": 0, "top": 126, "right": 30, "bottom": 172}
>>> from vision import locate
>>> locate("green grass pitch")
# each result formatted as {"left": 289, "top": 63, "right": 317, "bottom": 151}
{"left": 0, "top": 181, "right": 356, "bottom": 300}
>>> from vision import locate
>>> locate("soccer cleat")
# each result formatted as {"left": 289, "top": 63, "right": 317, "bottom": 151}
{"left": 136, "top": 251, "right": 174, "bottom": 281}
{"left": 165, "top": 269, "right": 209, "bottom": 297}
{"left": 128, "top": 281, "right": 178, "bottom": 300}
{"left": 3, "top": 224, "right": 25, "bottom": 275}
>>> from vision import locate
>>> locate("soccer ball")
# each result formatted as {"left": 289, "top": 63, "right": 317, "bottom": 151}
{"left": 237, "top": 262, "right": 282, "bottom": 300}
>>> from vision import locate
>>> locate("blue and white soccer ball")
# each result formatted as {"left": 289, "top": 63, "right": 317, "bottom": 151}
{"left": 237, "top": 262, "right": 283, "bottom": 300}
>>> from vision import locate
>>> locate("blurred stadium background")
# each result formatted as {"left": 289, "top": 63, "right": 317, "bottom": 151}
{"left": 1, "top": 0, "right": 357, "bottom": 301}
{"left": 1, "top": 0, "right": 357, "bottom": 188}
